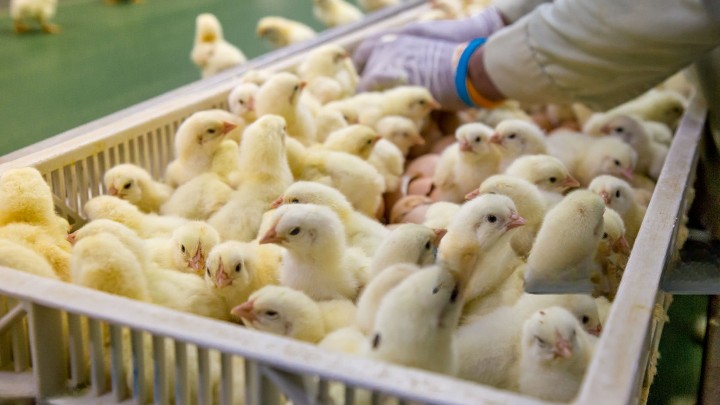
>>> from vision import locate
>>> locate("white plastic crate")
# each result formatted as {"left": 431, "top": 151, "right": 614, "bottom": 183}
{"left": 0, "top": 1, "right": 708, "bottom": 403}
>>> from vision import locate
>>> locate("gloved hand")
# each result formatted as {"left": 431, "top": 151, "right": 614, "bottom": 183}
{"left": 398, "top": 6, "right": 506, "bottom": 42}
{"left": 353, "top": 34, "right": 469, "bottom": 110}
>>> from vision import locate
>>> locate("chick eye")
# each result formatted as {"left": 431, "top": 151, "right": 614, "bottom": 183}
{"left": 508, "top": 133, "right": 517, "bottom": 139}
{"left": 206, "top": 267, "right": 211, "bottom": 277}
{"left": 582, "top": 315, "right": 590, "bottom": 324}
{"left": 418, "top": 100, "right": 426, "bottom": 106}
{"left": 282, "top": 126, "right": 287, "bottom": 132}
{"left": 293, "top": 85, "right": 299, "bottom": 92}
{"left": 290, "top": 198, "right": 300, "bottom": 203}
{"left": 672, "top": 107, "right": 682, "bottom": 114}
{"left": 615, "top": 190, "right": 621, "bottom": 198}
{"left": 239, "top": 100, "right": 245, "bottom": 105}
{"left": 289, "top": 227, "right": 301, "bottom": 235}
{"left": 343, "top": 115, "right": 350, "bottom": 121}
{"left": 487, "top": 215, "right": 497, "bottom": 223}
{"left": 235, "top": 263, "right": 241, "bottom": 272}
{"left": 208, "top": 128, "right": 216, "bottom": 134}
{"left": 474, "top": 136, "right": 481, "bottom": 143}
{"left": 366, "top": 139, "right": 373, "bottom": 145}
{"left": 181, "top": 245, "right": 186, "bottom": 253}
{"left": 602, "top": 232, "right": 608, "bottom": 239}
{"left": 534, "top": 336, "right": 546, "bottom": 346}
{"left": 123, "top": 182, "right": 132, "bottom": 189}
{"left": 614, "top": 159, "right": 621, "bottom": 166}
{"left": 614, "top": 127, "right": 624, "bottom": 133}
{"left": 424, "top": 241, "right": 431, "bottom": 250}
{"left": 265, "top": 310, "right": 279, "bottom": 318}
{"left": 549, "top": 177, "right": 557, "bottom": 183}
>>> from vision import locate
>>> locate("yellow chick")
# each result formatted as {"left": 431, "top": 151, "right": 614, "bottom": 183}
{"left": 0, "top": 223, "right": 71, "bottom": 281}
{"left": 271, "top": 181, "right": 389, "bottom": 256}
{"left": 368, "top": 139, "right": 405, "bottom": 193}
{"left": 357, "top": 0, "right": 400, "bottom": 12}
{"left": 588, "top": 175, "right": 646, "bottom": 247}
{"left": 0, "top": 167, "right": 69, "bottom": 239}
{"left": 297, "top": 44, "right": 359, "bottom": 98}
{"left": 228, "top": 81, "right": 259, "bottom": 123}
{"left": 360, "top": 86, "right": 440, "bottom": 128}
{"left": 10, "top": 0, "right": 59, "bottom": 34}
{"left": 518, "top": 307, "right": 597, "bottom": 402}
{"left": 504, "top": 154, "right": 581, "bottom": 209}
{"left": 190, "top": 13, "right": 247, "bottom": 78}
{"left": 609, "top": 89, "right": 686, "bottom": 129}
{"left": 375, "top": 115, "right": 424, "bottom": 156}
{"left": 256, "top": 16, "right": 317, "bottom": 49}
{"left": 456, "top": 293, "right": 601, "bottom": 389}
{"left": 524, "top": 190, "right": 606, "bottom": 294}
{"left": 254, "top": 72, "right": 316, "bottom": 146}
{"left": 232, "top": 285, "right": 353, "bottom": 343}
{"left": 315, "top": 108, "right": 349, "bottom": 142}
{"left": 165, "top": 110, "right": 239, "bottom": 187}
{"left": 473, "top": 174, "right": 547, "bottom": 258}
{"left": 433, "top": 122, "right": 500, "bottom": 202}
{"left": 489, "top": 119, "right": 547, "bottom": 171}
{"left": 204, "top": 241, "right": 280, "bottom": 310}
{"left": 312, "top": 0, "right": 364, "bottom": 27}
{"left": 322, "top": 124, "right": 381, "bottom": 160}
{"left": 71, "top": 232, "right": 150, "bottom": 301}
{"left": 546, "top": 130, "right": 637, "bottom": 186}
{"left": 209, "top": 115, "right": 293, "bottom": 241}
{"left": 0, "top": 239, "right": 59, "bottom": 279}
{"left": 84, "top": 195, "right": 188, "bottom": 238}
{"left": 259, "top": 204, "right": 368, "bottom": 301}
{"left": 149, "top": 221, "right": 220, "bottom": 275}
{"left": 365, "top": 265, "right": 462, "bottom": 375}
{"left": 594, "top": 208, "right": 629, "bottom": 299}
{"left": 367, "top": 224, "right": 442, "bottom": 279}
{"left": 103, "top": 164, "right": 172, "bottom": 213}
{"left": 160, "top": 172, "right": 233, "bottom": 220}
{"left": 356, "top": 262, "right": 421, "bottom": 335}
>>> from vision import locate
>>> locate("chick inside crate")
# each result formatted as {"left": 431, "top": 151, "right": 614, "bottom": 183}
{"left": 0, "top": 2, "right": 709, "bottom": 405}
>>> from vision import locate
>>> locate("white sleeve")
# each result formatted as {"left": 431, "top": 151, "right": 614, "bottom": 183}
{"left": 483, "top": 0, "right": 720, "bottom": 110}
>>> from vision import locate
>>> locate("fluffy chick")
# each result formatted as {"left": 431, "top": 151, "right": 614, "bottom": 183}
{"left": 518, "top": 307, "right": 597, "bottom": 402}
{"left": 209, "top": 115, "right": 293, "bottom": 241}
{"left": 366, "top": 265, "right": 462, "bottom": 375}
{"left": 190, "top": 13, "right": 247, "bottom": 78}
{"left": 322, "top": 124, "right": 380, "bottom": 160}
{"left": 84, "top": 196, "right": 188, "bottom": 238}
{"left": 165, "top": 110, "right": 239, "bottom": 187}
{"left": 610, "top": 89, "right": 686, "bottom": 129}
{"left": 360, "top": 86, "right": 439, "bottom": 128}
{"left": 297, "top": 44, "right": 358, "bottom": 98}
{"left": 313, "top": 0, "right": 364, "bottom": 27}
{"left": 525, "top": 190, "right": 606, "bottom": 294}
{"left": 433, "top": 122, "right": 500, "bottom": 202}
{"left": 588, "top": 175, "right": 646, "bottom": 247}
{"left": 10, "top": 0, "right": 59, "bottom": 33}
{"left": 368, "top": 139, "right": 405, "bottom": 193}
{"left": 271, "top": 181, "right": 389, "bottom": 256}
{"left": 0, "top": 239, "right": 59, "bottom": 279}
{"left": 547, "top": 130, "right": 637, "bottom": 186}
{"left": 490, "top": 119, "right": 547, "bottom": 171}
{"left": 255, "top": 72, "right": 316, "bottom": 146}
{"left": 315, "top": 108, "right": 349, "bottom": 142}
{"left": 259, "top": 204, "right": 367, "bottom": 300}
{"left": 205, "top": 241, "right": 280, "bottom": 310}
{"left": 149, "top": 221, "right": 220, "bottom": 275}
{"left": 228, "top": 82, "right": 259, "bottom": 123}
{"left": 256, "top": 16, "right": 317, "bottom": 49}
{"left": 0, "top": 223, "right": 71, "bottom": 281}
{"left": 103, "top": 164, "right": 172, "bottom": 213}
{"left": 594, "top": 208, "right": 629, "bottom": 299}
{"left": 160, "top": 172, "right": 233, "bottom": 220}
{"left": 375, "top": 115, "right": 424, "bottom": 155}
{"left": 504, "top": 154, "right": 580, "bottom": 209}
{"left": 368, "top": 224, "right": 442, "bottom": 278}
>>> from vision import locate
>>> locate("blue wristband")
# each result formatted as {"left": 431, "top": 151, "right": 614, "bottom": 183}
{"left": 454, "top": 38, "right": 487, "bottom": 107}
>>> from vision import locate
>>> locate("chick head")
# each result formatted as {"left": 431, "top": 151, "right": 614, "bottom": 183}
{"left": 271, "top": 181, "right": 352, "bottom": 216}
{"left": 645, "top": 90, "right": 686, "bottom": 127}
{"left": 505, "top": 155, "right": 580, "bottom": 193}
{"left": 172, "top": 221, "right": 219, "bottom": 275}
{"left": 228, "top": 82, "right": 259, "bottom": 117}
{"left": 587, "top": 137, "right": 637, "bottom": 182}
{"left": 599, "top": 114, "right": 650, "bottom": 151}
{"left": 258, "top": 72, "right": 305, "bottom": 109}
{"left": 256, "top": 17, "right": 285, "bottom": 44}
{"left": 324, "top": 125, "right": 381, "bottom": 159}
{"left": 178, "top": 110, "right": 238, "bottom": 150}
{"left": 451, "top": 193, "right": 526, "bottom": 248}
{"left": 195, "top": 13, "right": 223, "bottom": 43}
{"left": 205, "top": 241, "right": 252, "bottom": 289}
{"left": 0, "top": 167, "right": 56, "bottom": 227}
{"left": 385, "top": 224, "right": 444, "bottom": 267}
{"left": 522, "top": 307, "right": 582, "bottom": 362}
{"left": 489, "top": 119, "right": 546, "bottom": 158}
{"left": 588, "top": 175, "right": 635, "bottom": 216}
{"left": 231, "top": 285, "right": 324, "bottom": 342}
{"left": 103, "top": 164, "right": 152, "bottom": 204}
{"left": 323, "top": 102, "right": 359, "bottom": 124}
{"left": 259, "top": 203, "right": 344, "bottom": 251}
{"left": 600, "top": 208, "right": 629, "bottom": 256}
{"left": 385, "top": 86, "right": 440, "bottom": 119}
{"left": 376, "top": 115, "right": 424, "bottom": 152}
{"left": 475, "top": 175, "right": 545, "bottom": 224}
{"left": 304, "top": 44, "right": 350, "bottom": 74}
{"left": 454, "top": 122, "right": 494, "bottom": 156}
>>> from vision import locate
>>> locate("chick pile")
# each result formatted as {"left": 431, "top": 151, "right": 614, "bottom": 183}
{"left": 2, "top": 10, "right": 694, "bottom": 405}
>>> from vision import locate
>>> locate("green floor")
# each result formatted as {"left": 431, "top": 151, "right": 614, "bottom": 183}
{"left": 0, "top": 0, "right": 710, "bottom": 403}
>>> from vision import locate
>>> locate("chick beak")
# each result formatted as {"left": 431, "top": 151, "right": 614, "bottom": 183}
{"left": 562, "top": 176, "right": 581, "bottom": 190}
{"left": 108, "top": 186, "right": 119, "bottom": 197}
{"left": 231, "top": 300, "right": 257, "bottom": 324}
{"left": 428, "top": 99, "right": 441, "bottom": 110}
{"left": 373, "top": 134, "right": 382, "bottom": 144}
{"left": 259, "top": 225, "right": 285, "bottom": 245}
{"left": 489, "top": 132, "right": 503, "bottom": 145}
{"left": 464, "top": 188, "right": 482, "bottom": 201}
{"left": 247, "top": 97, "right": 255, "bottom": 112}
{"left": 433, "top": 228, "right": 447, "bottom": 246}
{"left": 413, "top": 134, "right": 426, "bottom": 146}
{"left": 458, "top": 138, "right": 472, "bottom": 152}
{"left": 214, "top": 259, "right": 232, "bottom": 288}
{"left": 269, "top": 196, "right": 284, "bottom": 209}
{"left": 506, "top": 213, "right": 526, "bottom": 230}
{"left": 66, "top": 231, "right": 78, "bottom": 245}
{"left": 553, "top": 336, "right": 573, "bottom": 358}
{"left": 222, "top": 121, "right": 238, "bottom": 135}
{"left": 188, "top": 243, "right": 205, "bottom": 273}
{"left": 614, "top": 235, "right": 630, "bottom": 255}
{"left": 299, "top": 81, "right": 307, "bottom": 91}
{"left": 590, "top": 324, "right": 602, "bottom": 337}
{"left": 620, "top": 167, "right": 634, "bottom": 181}
{"left": 599, "top": 191, "right": 611, "bottom": 205}
{"left": 599, "top": 123, "right": 611, "bottom": 134}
